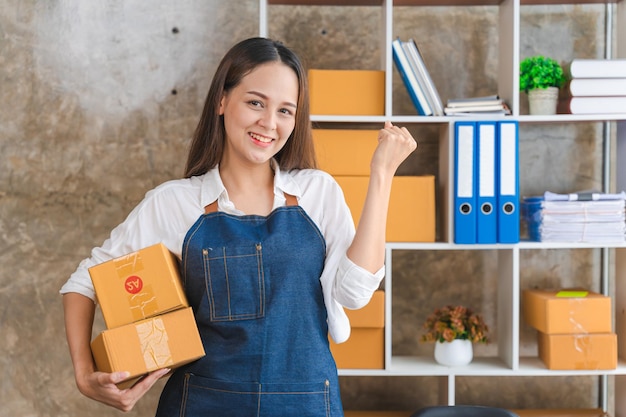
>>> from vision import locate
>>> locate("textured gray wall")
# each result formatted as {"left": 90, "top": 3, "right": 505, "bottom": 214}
{"left": 0, "top": 1, "right": 614, "bottom": 416}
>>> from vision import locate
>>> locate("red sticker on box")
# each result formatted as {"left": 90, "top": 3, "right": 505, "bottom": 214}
{"left": 125, "top": 275, "right": 144, "bottom": 294}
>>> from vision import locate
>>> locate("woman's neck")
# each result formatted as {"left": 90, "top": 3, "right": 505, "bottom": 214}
{"left": 219, "top": 161, "right": 275, "bottom": 215}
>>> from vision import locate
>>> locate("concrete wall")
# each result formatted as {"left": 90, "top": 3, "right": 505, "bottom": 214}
{"left": 0, "top": 1, "right": 614, "bottom": 415}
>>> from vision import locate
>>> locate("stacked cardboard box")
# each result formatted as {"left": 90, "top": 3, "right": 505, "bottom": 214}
{"left": 313, "top": 129, "right": 435, "bottom": 243}
{"left": 309, "top": 69, "right": 385, "bottom": 116}
{"left": 330, "top": 290, "right": 385, "bottom": 369}
{"left": 89, "top": 243, "right": 205, "bottom": 388}
{"left": 522, "top": 288, "right": 616, "bottom": 370}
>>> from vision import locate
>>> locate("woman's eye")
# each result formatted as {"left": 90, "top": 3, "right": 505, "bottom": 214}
{"left": 248, "top": 100, "right": 263, "bottom": 107}
{"left": 279, "top": 108, "right": 293, "bottom": 116}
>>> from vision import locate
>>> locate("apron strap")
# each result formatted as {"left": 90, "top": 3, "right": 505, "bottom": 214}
{"left": 203, "top": 193, "right": 298, "bottom": 214}
{"left": 204, "top": 201, "right": 219, "bottom": 214}
{"left": 284, "top": 193, "right": 298, "bottom": 206}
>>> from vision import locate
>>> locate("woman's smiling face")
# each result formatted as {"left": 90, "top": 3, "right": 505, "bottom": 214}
{"left": 219, "top": 61, "right": 299, "bottom": 167}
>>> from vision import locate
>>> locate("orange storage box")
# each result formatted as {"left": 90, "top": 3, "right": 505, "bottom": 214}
{"left": 313, "top": 129, "right": 380, "bottom": 176}
{"left": 91, "top": 307, "right": 205, "bottom": 388}
{"left": 89, "top": 243, "right": 188, "bottom": 329}
{"left": 522, "top": 289, "right": 612, "bottom": 334}
{"left": 335, "top": 175, "right": 435, "bottom": 242}
{"left": 309, "top": 69, "right": 385, "bottom": 116}
{"left": 537, "top": 331, "right": 617, "bottom": 370}
{"left": 330, "top": 290, "right": 385, "bottom": 369}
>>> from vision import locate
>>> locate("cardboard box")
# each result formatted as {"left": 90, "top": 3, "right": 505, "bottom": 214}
{"left": 537, "top": 331, "right": 617, "bottom": 370}
{"left": 330, "top": 290, "right": 385, "bottom": 369}
{"left": 313, "top": 129, "right": 379, "bottom": 176}
{"left": 89, "top": 243, "right": 188, "bottom": 329}
{"left": 335, "top": 176, "right": 435, "bottom": 242}
{"left": 309, "top": 69, "right": 385, "bottom": 116}
{"left": 522, "top": 289, "right": 612, "bottom": 334}
{"left": 91, "top": 307, "right": 205, "bottom": 388}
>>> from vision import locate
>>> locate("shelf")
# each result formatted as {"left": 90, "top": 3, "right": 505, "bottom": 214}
{"left": 521, "top": 0, "right": 619, "bottom": 4}
{"left": 339, "top": 357, "right": 626, "bottom": 377}
{"left": 344, "top": 410, "right": 608, "bottom": 417}
{"left": 517, "top": 114, "right": 626, "bottom": 123}
{"left": 384, "top": 241, "right": 626, "bottom": 251}
{"left": 268, "top": 0, "right": 620, "bottom": 5}
{"left": 310, "top": 114, "right": 626, "bottom": 125}
{"left": 518, "top": 358, "right": 626, "bottom": 376}
{"left": 267, "top": 0, "right": 504, "bottom": 5}
{"left": 262, "top": 0, "right": 626, "bottom": 412}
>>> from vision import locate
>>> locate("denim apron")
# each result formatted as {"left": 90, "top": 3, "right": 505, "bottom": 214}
{"left": 155, "top": 195, "right": 344, "bottom": 417}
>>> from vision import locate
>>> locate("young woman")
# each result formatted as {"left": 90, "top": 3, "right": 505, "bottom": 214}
{"left": 61, "top": 37, "right": 417, "bottom": 416}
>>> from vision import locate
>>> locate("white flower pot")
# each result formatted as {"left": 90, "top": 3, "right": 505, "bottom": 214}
{"left": 434, "top": 339, "right": 473, "bottom": 366}
{"left": 528, "top": 87, "right": 559, "bottom": 115}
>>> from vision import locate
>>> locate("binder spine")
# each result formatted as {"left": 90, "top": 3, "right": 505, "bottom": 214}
{"left": 477, "top": 121, "right": 498, "bottom": 244}
{"left": 497, "top": 120, "right": 520, "bottom": 243}
{"left": 454, "top": 121, "right": 477, "bottom": 244}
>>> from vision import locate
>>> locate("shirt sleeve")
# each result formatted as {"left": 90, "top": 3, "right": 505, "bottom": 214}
{"left": 295, "top": 170, "right": 384, "bottom": 344}
{"left": 59, "top": 178, "right": 203, "bottom": 301}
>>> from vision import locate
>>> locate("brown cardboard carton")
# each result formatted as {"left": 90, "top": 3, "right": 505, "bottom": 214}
{"left": 537, "top": 331, "right": 617, "bottom": 370}
{"left": 335, "top": 176, "right": 436, "bottom": 242}
{"left": 313, "top": 129, "right": 379, "bottom": 176}
{"left": 330, "top": 290, "right": 385, "bottom": 369}
{"left": 309, "top": 69, "right": 385, "bottom": 116}
{"left": 89, "top": 243, "right": 188, "bottom": 329}
{"left": 522, "top": 289, "right": 611, "bottom": 334}
{"left": 91, "top": 307, "right": 205, "bottom": 388}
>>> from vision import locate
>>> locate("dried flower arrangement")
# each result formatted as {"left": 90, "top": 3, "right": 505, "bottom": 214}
{"left": 421, "top": 305, "right": 489, "bottom": 344}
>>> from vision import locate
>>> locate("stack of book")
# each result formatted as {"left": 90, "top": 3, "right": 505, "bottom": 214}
{"left": 391, "top": 37, "right": 444, "bottom": 116}
{"left": 444, "top": 95, "right": 511, "bottom": 116}
{"left": 567, "top": 59, "right": 626, "bottom": 114}
{"left": 522, "top": 191, "right": 626, "bottom": 243}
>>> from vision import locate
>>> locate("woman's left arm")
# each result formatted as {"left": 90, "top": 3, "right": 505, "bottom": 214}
{"left": 346, "top": 121, "right": 418, "bottom": 272}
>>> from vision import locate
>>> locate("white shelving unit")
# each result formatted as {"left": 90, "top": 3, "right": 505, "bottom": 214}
{"left": 261, "top": 0, "right": 626, "bottom": 414}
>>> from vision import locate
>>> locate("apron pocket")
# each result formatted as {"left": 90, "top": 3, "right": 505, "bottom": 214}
{"left": 181, "top": 374, "right": 332, "bottom": 417}
{"left": 259, "top": 380, "right": 331, "bottom": 417}
{"left": 181, "top": 374, "right": 260, "bottom": 417}
{"left": 203, "top": 243, "right": 265, "bottom": 321}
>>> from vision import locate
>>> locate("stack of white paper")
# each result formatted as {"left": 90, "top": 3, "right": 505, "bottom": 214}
{"left": 522, "top": 191, "right": 626, "bottom": 243}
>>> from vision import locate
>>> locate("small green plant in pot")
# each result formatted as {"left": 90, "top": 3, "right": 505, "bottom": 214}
{"left": 519, "top": 55, "right": 567, "bottom": 115}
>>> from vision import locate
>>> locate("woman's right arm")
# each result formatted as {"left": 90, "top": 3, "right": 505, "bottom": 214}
{"left": 63, "top": 292, "right": 169, "bottom": 412}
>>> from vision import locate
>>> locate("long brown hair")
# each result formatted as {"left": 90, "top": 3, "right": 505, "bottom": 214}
{"left": 184, "top": 37, "right": 316, "bottom": 178}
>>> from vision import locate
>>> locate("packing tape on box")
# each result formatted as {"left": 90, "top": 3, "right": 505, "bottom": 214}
{"left": 136, "top": 318, "right": 174, "bottom": 370}
{"left": 128, "top": 285, "right": 159, "bottom": 321}
{"left": 113, "top": 251, "right": 162, "bottom": 320}
{"left": 114, "top": 251, "right": 145, "bottom": 278}
{"left": 566, "top": 297, "right": 590, "bottom": 333}
{"left": 572, "top": 334, "right": 600, "bottom": 370}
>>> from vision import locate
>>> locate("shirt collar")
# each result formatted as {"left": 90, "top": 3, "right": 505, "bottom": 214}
{"left": 199, "top": 159, "right": 303, "bottom": 211}
{"left": 272, "top": 159, "right": 303, "bottom": 201}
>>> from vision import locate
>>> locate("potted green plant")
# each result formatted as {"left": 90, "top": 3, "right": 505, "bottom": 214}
{"left": 421, "top": 305, "right": 489, "bottom": 366}
{"left": 519, "top": 55, "right": 567, "bottom": 115}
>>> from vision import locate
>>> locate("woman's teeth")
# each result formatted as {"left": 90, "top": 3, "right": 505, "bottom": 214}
{"left": 250, "top": 133, "right": 272, "bottom": 143}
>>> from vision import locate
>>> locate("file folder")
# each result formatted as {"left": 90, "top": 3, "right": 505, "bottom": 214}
{"left": 454, "top": 121, "right": 477, "bottom": 244}
{"left": 476, "top": 121, "right": 498, "bottom": 244}
{"left": 391, "top": 37, "right": 432, "bottom": 116}
{"left": 496, "top": 120, "right": 520, "bottom": 243}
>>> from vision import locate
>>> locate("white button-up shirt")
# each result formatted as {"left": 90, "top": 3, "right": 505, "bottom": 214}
{"left": 60, "top": 162, "right": 384, "bottom": 343}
